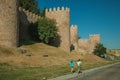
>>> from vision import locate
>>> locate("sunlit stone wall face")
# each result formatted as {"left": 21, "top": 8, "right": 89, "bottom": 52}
{"left": 0, "top": 0, "right": 18, "bottom": 47}
{"left": 45, "top": 7, "right": 70, "bottom": 52}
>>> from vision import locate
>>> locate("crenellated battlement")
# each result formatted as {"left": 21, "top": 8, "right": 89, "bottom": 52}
{"left": 71, "top": 25, "right": 78, "bottom": 30}
{"left": 0, "top": 0, "right": 101, "bottom": 53}
{"left": 89, "top": 34, "right": 100, "bottom": 42}
{"left": 78, "top": 34, "right": 100, "bottom": 53}
{"left": 45, "top": 7, "right": 70, "bottom": 13}
{"left": 89, "top": 34, "right": 100, "bottom": 37}
{"left": 70, "top": 25, "right": 78, "bottom": 37}
{"left": 19, "top": 7, "right": 41, "bottom": 23}
{"left": 71, "top": 25, "right": 77, "bottom": 27}
{"left": 70, "top": 25, "right": 78, "bottom": 51}
{"left": 45, "top": 6, "right": 70, "bottom": 52}
{"left": 18, "top": 7, "right": 41, "bottom": 40}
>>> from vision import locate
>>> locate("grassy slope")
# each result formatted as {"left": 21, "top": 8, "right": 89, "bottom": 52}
{"left": 0, "top": 43, "right": 108, "bottom": 67}
{"left": 0, "top": 43, "right": 110, "bottom": 80}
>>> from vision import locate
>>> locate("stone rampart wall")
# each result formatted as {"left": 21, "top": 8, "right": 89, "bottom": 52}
{"left": 0, "top": 0, "right": 18, "bottom": 47}
{"left": 70, "top": 25, "right": 78, "bottom": 51}
{"left": 0, "top": 0, "right": 101, "bottom": 53}
{"left": 45, "top": 7, "right": 70, "bottom": 52}
{"left": 18, "top": 7, "right": 41, "bottom": 40}
{"left": 78, "top": 34, "right": 100, "bottom": 53}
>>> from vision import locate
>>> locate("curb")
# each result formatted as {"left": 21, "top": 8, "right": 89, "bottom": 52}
{"left": 48, "top": 62, "right": 120, "bottom": 80}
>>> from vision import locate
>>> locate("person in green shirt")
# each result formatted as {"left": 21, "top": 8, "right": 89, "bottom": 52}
{"left": 70, "top": 60, "right": 75, "bottom": 73}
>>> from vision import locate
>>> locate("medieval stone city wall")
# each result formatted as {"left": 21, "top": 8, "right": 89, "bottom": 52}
{"left": 0, "top": 0, "right": 101, "bottom": 53}
{"left": 45, "top": 7, "right": 70, "bottom": 52}
{"left": 78, "top": 34, "right": 100, "bottom": 53}
{"left": 19, "top": 7, "right": 40, "bottom": 23}
{"left": 89, "top": 34, "right": 100, "bottom": 45}
{"left": 78, "top": 39, "right": 90, "bottom": 53}
{"left": 70, "top": 25, "right": 78, "bottom": 51}
{"left": 0, "top": 0, "right": 18, "bottom": 47}
{"left": 18, "top": 7, "right": 41, "bottom": 40}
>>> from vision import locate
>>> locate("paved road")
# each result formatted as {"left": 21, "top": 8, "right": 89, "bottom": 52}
{"left": 70, "top": 62, "right": 120, "bottom": 80}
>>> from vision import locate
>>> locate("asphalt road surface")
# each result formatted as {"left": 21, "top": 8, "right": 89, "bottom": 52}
{"left": 71, "top": 62, "right": 120, "bottom": 80}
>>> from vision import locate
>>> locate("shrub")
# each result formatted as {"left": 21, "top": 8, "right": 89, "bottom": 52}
{"left": 37, "top": 18, "right": 58, "bottom": 44}
{"left": 93, "top": 43, "right": 107, "bottom": 57}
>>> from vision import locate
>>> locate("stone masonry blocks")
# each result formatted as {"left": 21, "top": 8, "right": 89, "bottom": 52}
{"left": 0, "top": 0, "right": 18, "bottom": 47}
{"left": 45, "top": 7, "right": 70, "bottom": 52}
{"left": 0, "top": 0, "right": 100, "bottom": 53}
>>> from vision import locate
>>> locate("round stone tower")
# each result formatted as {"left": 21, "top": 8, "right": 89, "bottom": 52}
{"left": 45, "top": 7, "right": 70, "bottom": 52}
{"left": 0, "top": 0, "right": 18, "bottom": 47}
{"left": 70, "top": 25, "right": 78, "bottom": 51}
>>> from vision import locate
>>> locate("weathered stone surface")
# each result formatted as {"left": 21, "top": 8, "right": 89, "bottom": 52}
{"left": 78, "top": 34, "right": 100, "bottom": 54}
{"left": 45, "top": 7, "right": 70, "bottom": 52}
{"left": 0, "top": 1, "right": 100, "bottom": 53}
{"left": 0, "top": 0, "right": 18, "bottom": 47}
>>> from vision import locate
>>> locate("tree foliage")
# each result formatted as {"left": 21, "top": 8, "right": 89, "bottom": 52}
{"left": 37, "top": 18, "right": 58, "bottom": 44}
{"left": 18, "top": 0, "right": 40, "bottom": 14}
{"left": 93, "top": 43, "right": 107, "bottom": 57}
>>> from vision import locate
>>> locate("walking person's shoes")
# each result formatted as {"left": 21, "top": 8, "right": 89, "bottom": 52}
{"left": 78, "top": 71, "right": 82, "bottom": 74}
{"left": 71, "top": 70, "right": 75, "bottom": 73}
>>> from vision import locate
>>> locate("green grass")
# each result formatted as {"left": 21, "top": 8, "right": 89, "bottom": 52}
{"left": 0, "top": 43, "right": 119, "bottom": 80}
{"left": 0, "top": 63, "right": 71, "bottom": 80}
{"left": 0, "top": 61, "right": 117, "bottom": 80}
{"left": 114, "top": 56, "right": 120, "bottom": 60}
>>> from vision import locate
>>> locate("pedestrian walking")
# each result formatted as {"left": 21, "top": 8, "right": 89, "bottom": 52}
{"left": 77, "top": 59, "right": 82, "bottom": 73}
{"left": 70, "top": 60, "right": 75, "bottom": 73}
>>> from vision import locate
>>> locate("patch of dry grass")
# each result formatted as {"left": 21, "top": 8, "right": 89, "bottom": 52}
{"left": 0, "top": 43, "right": 112, "bottom": 80}
{"left": 0, "top": 43, "right": 108, "bottom": 68}
{"left": 107, "top": 49, "right": 120, "bottom": 57}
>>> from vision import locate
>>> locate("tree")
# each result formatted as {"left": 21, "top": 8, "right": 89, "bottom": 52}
{"left": 37, "top": 18, "right": 58, "bottom": 44}
{"left": 18, "top": 0, "right": 40, "bottom": 14}
{"left": 93, "top": 43, "right": 107, "bottom": 57}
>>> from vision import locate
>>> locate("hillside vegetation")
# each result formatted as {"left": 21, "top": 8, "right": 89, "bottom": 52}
{"left": 0, "top": 43, "right": 113, "bottom": 80}
{"left": 0, "top": 43, "right": 108, "bottom": 68}
{"left": 107, "top": 49, "right": 120, "bottom": 57}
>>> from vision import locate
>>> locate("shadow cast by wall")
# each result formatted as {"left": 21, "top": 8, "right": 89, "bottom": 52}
{"left": 49, "top": 35, "right": 61, "bottom": 47}
{"left": 18, "top": 9, "right": 37, "bottom": 46}
{"left": 18, "top": 9, "right": 61, "bottom": 47}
